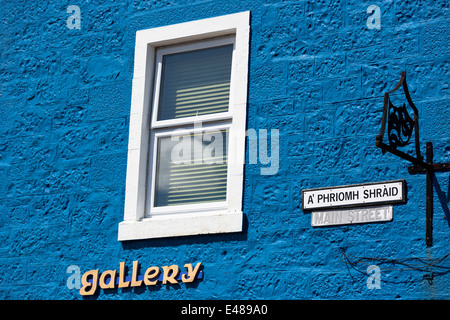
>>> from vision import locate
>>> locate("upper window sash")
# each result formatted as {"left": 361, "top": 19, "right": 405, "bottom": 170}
{"left": 151, "top": 36, "right": 236, "bottom": 129}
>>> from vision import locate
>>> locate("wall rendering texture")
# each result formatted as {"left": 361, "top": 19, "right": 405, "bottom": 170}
{"left": 0, "top": 0, "right": 449, "bottom": 299}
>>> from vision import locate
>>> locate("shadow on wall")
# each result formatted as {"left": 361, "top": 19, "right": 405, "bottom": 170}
{"left": 433, "top": 174, "right": 450, "bottom": 227}
{"left": 120, "top": 214, "right": 249, "bottom": 251}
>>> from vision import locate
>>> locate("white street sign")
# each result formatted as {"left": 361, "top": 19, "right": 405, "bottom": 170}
{"left": 302, "top": 180, "right": 406, "bottom": 210}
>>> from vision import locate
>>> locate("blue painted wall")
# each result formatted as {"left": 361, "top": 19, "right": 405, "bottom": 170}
{"left": 0, "top": 0, "right": 449, "bottom": 299}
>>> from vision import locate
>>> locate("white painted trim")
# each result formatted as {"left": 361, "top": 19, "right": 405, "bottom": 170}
{"left": 150, "top": 113, "right": 233, "bottom": 129}
{"left": 118, "top": 211, "right": 243, "bottom": 241}
{"left": 120, "top": 11, "right": 250, "bottom": 241}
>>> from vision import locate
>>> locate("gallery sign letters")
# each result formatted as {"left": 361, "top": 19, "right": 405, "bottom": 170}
{"left": 79, "top": 260, "right": 203, "bottom": 296}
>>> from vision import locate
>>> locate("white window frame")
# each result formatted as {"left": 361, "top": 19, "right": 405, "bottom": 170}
{"left": 118, "top": 11, "right": 250, "bottom": 241}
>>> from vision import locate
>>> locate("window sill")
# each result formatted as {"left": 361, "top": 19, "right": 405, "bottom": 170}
{"left": 118, "top": 211, "right": 243, "bottom": 241}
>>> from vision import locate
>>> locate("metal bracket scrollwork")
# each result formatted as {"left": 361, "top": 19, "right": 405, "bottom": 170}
{"left": 376, "top": 71, "right": 450, "bottom": 247}
{"left": 376, "top": 71, "right": 425, "bottom": 168}
{"left": 387, "top": 100, "right": 415, "bottom": 148}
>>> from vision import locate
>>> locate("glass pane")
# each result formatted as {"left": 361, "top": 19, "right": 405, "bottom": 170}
{"left": 157, "top": 45, "right": 233, "bottom": 121}
{"left": 155, "top": 130, "right": 228, "bottom": 207}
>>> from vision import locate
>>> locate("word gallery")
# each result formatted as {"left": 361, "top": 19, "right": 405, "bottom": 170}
{"left": 80, "top": 261, "right": 203, "bottom": 296}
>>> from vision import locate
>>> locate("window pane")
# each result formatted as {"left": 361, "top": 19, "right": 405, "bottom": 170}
{"left": 155, "top": 130, "right": 228, "bottom": 207}
{"left": 157, "top": 45, "right": 233, "bottom": 120}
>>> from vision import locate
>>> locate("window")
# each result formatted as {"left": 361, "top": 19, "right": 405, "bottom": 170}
{"left": 118, "top": 12, "right": 250, "bottom": 241}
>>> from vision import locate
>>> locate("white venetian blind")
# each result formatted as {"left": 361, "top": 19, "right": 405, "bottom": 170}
{"left": 154, "top": 131, "right": 228, "bottom": 207}
{"left": 157, "top": 44, "right": 233, "bottom": 120}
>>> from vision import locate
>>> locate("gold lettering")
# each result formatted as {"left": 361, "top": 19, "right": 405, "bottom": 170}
{"left": 99, "top": 270, "right": 116, "bottom": 289}
{"left": 80, "top": 269, "right": 99, "bottom": 296}
{"left": 162, "top": 265, "right": 180, "bottom": 284}
{"left": 130, "top": 260, "right": 142, "bottom": 287}
{"left": 118, "top": 261, "right": 130, "bottom": 288}
{"left": 144, "top": 266, "right": 160, "bottom": 286}
{"left": 181, "top": 262, "right": 202, "bottom": 283}
{"left": 78, "top": 261, "right": 202, "bottom": 296}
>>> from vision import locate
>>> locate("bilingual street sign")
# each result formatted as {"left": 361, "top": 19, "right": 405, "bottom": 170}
{"left": 311, "top": 205, "right": 393, "bottom": 227}
{"left": 302, "top": 180, "right": 406, "bottom": 211}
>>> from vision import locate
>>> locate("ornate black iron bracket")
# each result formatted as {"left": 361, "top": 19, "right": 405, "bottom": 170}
{"left": 376, "top": 71, "right": 450, "bottom": 247}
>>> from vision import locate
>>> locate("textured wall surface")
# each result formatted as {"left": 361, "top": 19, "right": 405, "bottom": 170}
{"left": 0, "top": 0, "right": 449, "bottom": 299}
